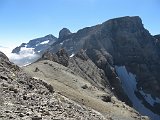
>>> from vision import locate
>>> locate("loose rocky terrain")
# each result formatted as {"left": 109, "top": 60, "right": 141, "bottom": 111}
{"left": 0, "top": 51, "right": 109, "bottom": 120}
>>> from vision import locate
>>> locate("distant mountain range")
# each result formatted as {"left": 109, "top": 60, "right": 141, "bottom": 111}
{"left": 12, "top": 34, "right": 57, "bottom": 54}
{"left": 11, "top": 16, "right": 160, "bottom": 119}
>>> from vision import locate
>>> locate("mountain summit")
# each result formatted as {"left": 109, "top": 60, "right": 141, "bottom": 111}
{"left": 59, "top": 28, "right": 71, "bottom": 39}
{"left": 45, "top": 16, "right": 160, "bottom": 119}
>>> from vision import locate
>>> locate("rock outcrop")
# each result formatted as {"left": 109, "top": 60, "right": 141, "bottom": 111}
{"left": 41, "top": 49, "right": 69, "bottom": 67}
{"left": 59, "top": 28, "right": 71, "bottom": 39}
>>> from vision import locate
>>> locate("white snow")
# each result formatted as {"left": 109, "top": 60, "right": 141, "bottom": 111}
{"left": 36, "top": 44, "right": 39, "bottom": 46}
{"left": 70, "top": 53, "right": 75, "bottom": 57}
{"left": 40, "top": 40, "right": 49, "bottom": 45}
{"left": 115, "top": 66, "right": 160, "bottom": 120}
{"left": 139, "top": 90, "right": 160, "bottom": 106}
{"left": 60, "top": 41, "right": 64, "bottom": 45}
{"left": 35, "top": 40, "right": 49, "bottom": 46}
{"left": 19, "top": 47, "right": 35, "bottom": 55}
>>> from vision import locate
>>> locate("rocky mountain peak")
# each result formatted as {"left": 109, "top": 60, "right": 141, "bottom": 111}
{"left": 44, "top": 34, "right": 57, "bottom": 39}
{"left": 102, "top": 16, "right": 144, "bottom": 33}
{"left": 59, "top": 28, "right": 71, "bottom": 39}
{"left": 12, "top": 34, "right": 57, "bottom": 54}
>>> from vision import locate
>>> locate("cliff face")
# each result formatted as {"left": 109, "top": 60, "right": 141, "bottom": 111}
{"left": 49, "top": 16, "right": 160, "bottom": 97}
{"left": 47, "top": 16, "right": 160, "bottom": 119}
{"left": 100, "top": 16, "right": 160, "bottom": 96}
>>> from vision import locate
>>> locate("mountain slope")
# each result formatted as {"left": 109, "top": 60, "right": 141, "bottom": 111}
{"left": 24, "top": 59, "right": 148, "bottom": 120}
{"left": 0, "top": 51, "right": 111, "bottom": 120}
{"left": 46, "top": 16, "right": 160, "bottom": 119}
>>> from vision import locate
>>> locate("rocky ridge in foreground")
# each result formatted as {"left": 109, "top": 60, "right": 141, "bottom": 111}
{"left": 0, "top": 51, "right": 107, "bottom": 120}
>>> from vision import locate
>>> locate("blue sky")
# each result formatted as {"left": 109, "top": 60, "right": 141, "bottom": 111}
{"left": 0, "top": 0, "right": 160, "bottom": 48}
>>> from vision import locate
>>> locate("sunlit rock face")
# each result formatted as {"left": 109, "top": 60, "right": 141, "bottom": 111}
{"left": 12, "top": 34, "right": 57, "bottom": 54}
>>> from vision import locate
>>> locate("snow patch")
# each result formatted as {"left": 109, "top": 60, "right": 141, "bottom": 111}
{"left": 70, "top": 53, "right": 75, "bottom": 57}
{"left": 60, "top": 41, "right": 64, "bottom": 45}
{"left": 115, "top": 66, "right": 160, "bottom": 120}
{"left": 40, "top": 40, "right": 49, "bottom": 45}
{"left": 139, "top": 91, "right": 160, "bottom": 106}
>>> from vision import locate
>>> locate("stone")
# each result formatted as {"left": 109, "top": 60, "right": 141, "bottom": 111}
{"left": 19, "top": 113, "right": 24, "bottom": 117}
{"left": 34, "top": 67, "right": 39, "bottom": 72}
{"left": 81, "top": 84, "right": 88, "bottom": 89}
{"left": 32, "top": 116, "right": 42, "bottom": 120}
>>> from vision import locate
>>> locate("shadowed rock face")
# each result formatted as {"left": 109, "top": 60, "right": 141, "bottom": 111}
{"left": 154, "top": 34, "right": 160, "bottom": 54}
{"left": 59, "top": 28, "right": 71, "bottom": 39}
{"left": 154, "top": 34, "right": 160, "bottom": 41}
{"left": 40, "top": 49, "right": 69, "bottom": 67}
{"left": 46, "top": 16, "right": 160, "bottom": 117}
